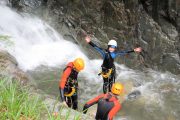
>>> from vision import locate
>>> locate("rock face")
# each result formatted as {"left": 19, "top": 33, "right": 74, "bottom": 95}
{"left": 43, "top": 96, "right": 93, "bottom": 120}
{"left": 9, "top": 0, "right": 180, "bottom": 74}
{"left": 0, "top": 49, "right": 29, "bottom": 84}
{"left": 8, "top": 0, "right": 47, "bottom": 12}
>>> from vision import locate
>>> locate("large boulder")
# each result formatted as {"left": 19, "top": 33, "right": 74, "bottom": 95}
{"left": 42, "top": 96, "right": 94, "bottom": 120}
{"left": 0, "top": 49, "right": 29, "bottom": 84}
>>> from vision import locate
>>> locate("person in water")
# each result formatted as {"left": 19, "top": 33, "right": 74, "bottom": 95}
{"left": 83, "top": 82, "right": 124, "bottom": 120}
{"left": 59, "top": 58, "right": 85, "bottom": 110}
{"left": 85, "top": 36, "right": 142, "bottom": 93}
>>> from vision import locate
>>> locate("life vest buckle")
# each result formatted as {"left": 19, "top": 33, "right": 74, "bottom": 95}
{"left": 99, "top": 68, "right": 113, "bottom": 78}
{"left": 64, "top": 87, "right": 76, "bottom": 97}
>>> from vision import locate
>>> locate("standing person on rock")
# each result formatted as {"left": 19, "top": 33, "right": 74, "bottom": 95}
{"left": 85, "top": 36, "right": 142, "bottom": 93}
{"left": 83, "top": 82, "right": 124, "bottom": 120}
{"left": 59, "top": 58, "right": 85, "bottom": 110}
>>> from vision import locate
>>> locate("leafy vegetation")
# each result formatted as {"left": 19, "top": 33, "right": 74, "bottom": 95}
{"left": 0, "top": 77, "right": 86, "bottom": 120}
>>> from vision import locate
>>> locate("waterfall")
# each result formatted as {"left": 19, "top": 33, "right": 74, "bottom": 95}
{"left": 0, "top": 3, "right": 179, "bottom": 120}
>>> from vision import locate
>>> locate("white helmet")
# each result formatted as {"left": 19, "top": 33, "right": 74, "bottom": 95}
{"left": 108, "top": 40, "right": 117, "bottom": 48}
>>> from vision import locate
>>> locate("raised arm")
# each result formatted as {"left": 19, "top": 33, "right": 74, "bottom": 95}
{"left": 85, "top": 36, "right": 105, "bottom": 58}
{"left": 115, "top": 50, "right": 134, "bottom": 57}
{"left": 115, "top": 47, "right": 142, "bottom": 58}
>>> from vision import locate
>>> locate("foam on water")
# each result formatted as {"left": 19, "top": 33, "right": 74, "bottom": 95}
{"left": 0, "top": 4, "right": 180, "bottom": 120}
{"left": 0, "top": 5, "right": 97, "bottom": 73}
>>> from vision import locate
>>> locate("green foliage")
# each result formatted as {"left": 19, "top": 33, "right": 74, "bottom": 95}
{"left": 0, "top": 77, "right": 85, "bottom": 120}
{"left": 0, "top": 77, "right": 44, "bottom": 120}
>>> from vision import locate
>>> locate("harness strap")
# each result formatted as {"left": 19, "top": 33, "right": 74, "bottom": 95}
{"left": 99, "top": 68, "right": 113, "bottom": 78}
{"left": 64, "top": 87, "right": 76, "bottom": 97}
{"left": 63, "top": 65, "right": 77, "bottom": 97}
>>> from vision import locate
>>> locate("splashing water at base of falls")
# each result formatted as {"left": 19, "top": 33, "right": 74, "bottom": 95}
{"left": 0, "top": 4, "right": 180, "bottom": 120}
{"left": 0, "top": 5, "right": 83, "bottom": 70}
{"left": 0, "top": 4, "right": 100, "bottom": 79}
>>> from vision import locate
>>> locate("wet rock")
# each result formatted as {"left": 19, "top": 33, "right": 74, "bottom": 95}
{"left": 0, "top": 49, "right": 29, "bottom": 85}
{"left": 159, "top": 53, "right": 180, "bottom": 74}
{"left": 43, "top": 96, "right": 93, "bottom": 120}
{"left": 9, "top": 0, "right": 46, "bottom": 12}
{"left": 127, "top": 90, "right": 141, "bottom": 100}
{"left": 63, "top": 34, "right": 78, "bottom": 44}
{"left": 137, "top": 12, "right": 180, "bottom": 74}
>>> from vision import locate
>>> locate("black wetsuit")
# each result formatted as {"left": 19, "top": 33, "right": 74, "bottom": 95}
{"left": 89, "top": 41, "right": 134, "bottom": 93}
{"left": 83, "top": 92, "right": 121, "bottom": 120}
{"left": 59, "top": 62, "right": 79, "bottom": 110}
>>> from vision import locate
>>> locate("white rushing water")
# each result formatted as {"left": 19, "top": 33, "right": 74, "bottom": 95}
{"left": 0, "top": 4, "right": 100, "bottom": 79}
{"left": 0, "top": 0, "right": 9, "bottom": 5}
{"left": 0, "top": 3, "right": 179, "bottom": 120}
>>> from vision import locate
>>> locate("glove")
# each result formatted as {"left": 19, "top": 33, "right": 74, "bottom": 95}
{"left": 83, "top": 104, "right": 89, "bottom": 114}
{"left": 134, "top": 47, "right": 142, "bottom": 53}
{"left": 85, "top": 36, "right": 91, "bottom": 43}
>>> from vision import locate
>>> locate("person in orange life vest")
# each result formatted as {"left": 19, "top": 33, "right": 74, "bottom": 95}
{"left": 83, "top": 82, "right": 124, "bottom": 120}
{"left": 85, "top": 36, "right": 142, "bottom": 93}
{"left": 59, "top": 58, "right": 85, "bottom": 110}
